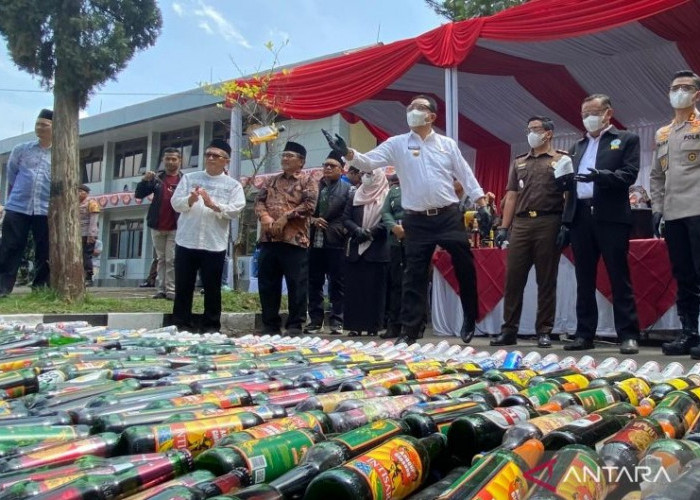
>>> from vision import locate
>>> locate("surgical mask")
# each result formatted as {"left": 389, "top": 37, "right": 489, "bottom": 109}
{"left": 669, "top": 90, "right": 695, "bottom": 109}
{"left": 407, "top": 109, "right": 428, "bottom": 128}
{"left": 527, "top": 132, "right": 546, "bottom": 148}
{"left": 583, "top": 114, "right": 605, "bottom": 133}
{"left": 361, "top": 173, "right": 374, "bottom": 185}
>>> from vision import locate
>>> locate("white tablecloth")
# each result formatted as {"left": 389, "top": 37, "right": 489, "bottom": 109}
{"left": 431, "top": 257, "right": 681, "bottom": 337}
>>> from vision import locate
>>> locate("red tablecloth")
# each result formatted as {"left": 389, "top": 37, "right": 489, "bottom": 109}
{"left": 432, "top": 239, "right": 677, "bottom": 329}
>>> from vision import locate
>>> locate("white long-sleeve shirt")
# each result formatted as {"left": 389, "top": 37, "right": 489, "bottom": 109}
{"left": 347, "top": 129, "right": 484, "bottom": 212}
{"left": 171, "top": 170, "right": 246, "bottom": 252}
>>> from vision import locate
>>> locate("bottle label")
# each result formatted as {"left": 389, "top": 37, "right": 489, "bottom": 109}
{"left": 413, "top": 380, "right": 464, "bottom": 396}
{"left": 316, "top": 391, "right": 361, "bottom": 412}
{"left": 477, "top": 406, "right": 532, "bottom": 429}
{"left": 346, "top": 436, "right": 423, "bottom": 499}
{"left": 335, "top": 420, "right": 404, "bottom": 452}
{"left": 666, "top": 378, "right": 690, "bottom": 390}
{"left": 245, "top": 413, "right": 322, "bottom": 440}
{"left": 603, "top": 419, "right": 659, "bottom": 452}
{"left": 559, "top": 374, "right": 590, "bottom": 390}
{"left": 501, "top": 370, "right": 537, "bottom": 388}
{"left": 153, "top": 415, "right": 245, "bottom": 454}
{"left": 16, "top": 436, "right": 108, "bottom": 469}
{"left": 574, "top": 387, "right": 617, "bottom": 411}
{"left": 485, "top": 384, "right": 519, "bottom": 405}
{"left": 566, "top": 413, "right": 604, "bottom": 428}
{"left": 168, "top": 391, "right": 244, "bottom": 409}
{"left": 524, "top": 381, "right": 561, "bottom": 407}
{"left": 424, "top": 401, "right": 479, "bottom": 417}
{"left": 615, "top": 378, "right": 651, "bottom": 406}
{"left": 361, "top": 396, "right": 422, "bottom": 421}
{"left": 530, "top": 407, "right": 587, "bottom": 434}
{"left": 543, "top": 449, "right": 605, "bottom": 500}
{"left": 234, "top": 429, "right": 315, "bottom": 484}
{"left": 363, "top": 370, "right": 408, "bottom": 389}
{"left": 655, "top": 393, "right": 699, "bottom": 432}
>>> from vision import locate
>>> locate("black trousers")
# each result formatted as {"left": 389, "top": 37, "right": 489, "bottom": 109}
{"left": 401, "top": 207, "right": 476, "bottom": 337}
{"left": 664, "top": 215, "right": 700, "bottom": 330}
{"left": 82, "top": 237, "right": 95, "bottom": 280}
{"left": 172, "top": 244, "right": 225, "bottom": 332}
{"left": 258, "top": 242, "right": 308, "bottom": 332}
{"left": 570, "top": 201, "right": 640, "bottom": 341}
{"left": 386, "top": 244, "right": 405, "bottom": 331}
{"left": 0, "top": 210, "right": 50, "bottom": 294}
{"left": 307, "top": 247, "right": 344, "bottom": 327}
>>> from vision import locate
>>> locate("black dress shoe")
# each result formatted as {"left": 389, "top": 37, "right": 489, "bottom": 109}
{"left": 620, "top": 338, "right": 639, "bottom": 355}
{"left": 490, "top": 332, "right": 517, "bottom": 346}
{"left": 139, "top": 281, "right": 155, "bottom": 288}
{"left": 380, "top": 326, "right": 400, "bottom": 339}
{"left": 564, "top": 337, "right": 595, "bottom": 351}
{"left": 460, "top": 320, "right": 475, "bottom": 344}
{"left": 662, "top": 332, "right": 699, "bottom": 356}
{"left": 537, "top": 333, "right": 552, "bottom": 348}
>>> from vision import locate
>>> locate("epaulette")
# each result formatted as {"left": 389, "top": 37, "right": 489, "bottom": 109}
{"left": 515, "top": 152, "right": 529, "bottom": 159}
{"left": 555, "top": 149, "right": 569, "bottom": 155}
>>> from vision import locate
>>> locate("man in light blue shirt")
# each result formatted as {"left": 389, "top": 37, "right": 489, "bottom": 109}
{"left": 0, "top": 109, "right": 53, "bottom": 296}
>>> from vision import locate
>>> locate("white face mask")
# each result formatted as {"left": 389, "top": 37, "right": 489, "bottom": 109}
{"left": 527, "top": 132, "right": 546, "bottom": 149}
{"left": 583, "top": 114, "right": 605, "bottom": 133}
{"left": 361, "top": 173, "right": 374, "bottom": 186}
{"left": 407, "top": 109, "right": 429, "bottom": 128}
{"left": 669, "top": 90, "right": 695, "bottom": 109}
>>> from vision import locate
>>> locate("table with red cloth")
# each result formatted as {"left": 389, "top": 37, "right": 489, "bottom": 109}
{"left": 431, "top": 239, "right": 680, "bottom": 337}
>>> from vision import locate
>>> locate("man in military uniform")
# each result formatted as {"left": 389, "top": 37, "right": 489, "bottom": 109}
{"left": 650, "top": 70, "right": 700, "bottom": 356}
{"left": 381, "top": 174, "right": 405, "bottom": 339}
{"left": 492, "top": 116, "right": 569, "bottom": 348}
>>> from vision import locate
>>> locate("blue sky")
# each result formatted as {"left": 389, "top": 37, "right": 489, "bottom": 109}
{"left": 0, "top": 0, "right": 445, "bottom": 139}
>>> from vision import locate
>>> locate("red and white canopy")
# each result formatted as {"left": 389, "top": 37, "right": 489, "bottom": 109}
{"left": 231, "top": 0, "right": 700, "bottom": 201}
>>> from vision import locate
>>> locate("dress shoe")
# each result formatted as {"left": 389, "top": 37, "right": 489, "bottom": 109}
{"left": 460, "top": 320, "right": 476, "bottom": 344}
{"left": 380, "top": 326, "right": 400, "bottom": 339}
{"left": 303, "top": 323, "right": 323, "bottom": 335}
{"left": 620, "top": 338, "right": 639, "bottom": 355}
{"left": 537, "top": 333, "right": 552, "bottom": 348}
{"left": 285, "top": 327, "right": 303, "bottom": 336}
{"left": 329, "top": 324, "right": 343, "bottom": 335}
{"left": 490, "top": 332, "right": 517, "bottom": 346}
{"left": 139, "top": 281, "right": 155, "bottom": 288}
{"left": 152, "top": 292, "right": 167, "bottom": 299}
{"left": 396, "top": 335, "right": 417, "bottom": 346}
{"left": 690, "top": 345, "right": 700, "bottom": 360}
{"left": 662, "top": 332, "right": 700, "bottom": 355}
{"left": 564, "top": 337, "right": 595, "bottom": 351}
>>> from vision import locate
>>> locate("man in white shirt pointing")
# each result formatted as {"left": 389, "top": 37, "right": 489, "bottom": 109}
{"left": 326, "top": 95, "right": 491, "bottom": 344}
{"left": 171, "top": 139, "right": 246, "bottom": 333}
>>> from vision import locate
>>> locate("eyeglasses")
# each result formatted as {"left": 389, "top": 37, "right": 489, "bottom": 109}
{"left": 205, "top": 152, "right": 229, "bottom": 160}
{"left": 407, "top": 103, "right": 433, "bottom": 112}
{"left": 670, "top": 84, "right": 698, "bottom": 92}
{"left": 322, "top": 162, "right": 340, "bottom": 169}
{"left": 281, "top": 152, "right": 301, "bottom": 159}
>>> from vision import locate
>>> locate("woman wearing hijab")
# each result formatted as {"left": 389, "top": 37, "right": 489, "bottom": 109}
{"left": 343, "top": 168, "right": 390, "bottom": 336}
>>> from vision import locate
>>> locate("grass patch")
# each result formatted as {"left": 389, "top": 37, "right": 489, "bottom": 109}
{"left": 0, "top": 289, "right": 276, "bottom": 314}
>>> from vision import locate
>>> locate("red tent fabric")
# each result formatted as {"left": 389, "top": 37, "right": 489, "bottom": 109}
{"left": 230, "top": 0, "right": 700, "bottom": 202}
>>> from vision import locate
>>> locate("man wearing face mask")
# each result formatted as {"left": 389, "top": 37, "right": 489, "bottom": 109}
{"left": 559, "top": 94, "right": 641, "bottom": 354}
{"left": 650, "top": 70, "right": 700, "bottom": 356}
{"left": 325, "top": 95, "right": 491, "bottom": 345}
{"left": 491, "top": 117, "right": 569, "bottom": 348}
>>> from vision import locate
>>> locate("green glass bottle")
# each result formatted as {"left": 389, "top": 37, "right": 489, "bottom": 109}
{"left": 637, "top": 439, "right": 700, "bottom": 497}
{"left": 540, "top": 412, "right": 633, "bottom": 450}
{"left": 217, "top": 412, "right": 331, "bottom": 447}
{"left": 194, "top": 428, "right": 323, "bottom": 481}
{"left": 402, "top": 401, "right": 491, "bottom": 437}
{"left": 303, "top": 433, "right": 447, "bottom": 500}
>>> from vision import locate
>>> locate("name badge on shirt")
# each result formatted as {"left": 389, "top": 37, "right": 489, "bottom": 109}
{"left": 408, "top": 146, "right": 420, "bottom": 157}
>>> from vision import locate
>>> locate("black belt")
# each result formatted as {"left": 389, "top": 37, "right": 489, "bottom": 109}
{"left": 515, "top": 210, "right": 562, "bottom": 218}
{"left": 577, "top": 198, "right": 593, "bottom": 206}
{"left": 404, "top": 203, "right": 458, "bottom": 216}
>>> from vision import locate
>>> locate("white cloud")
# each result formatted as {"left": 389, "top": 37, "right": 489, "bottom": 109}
{"left": 193, "top": 1, "right": 251, "bottom": 48}
{"left": 79, "top": 110, "right": 89, "bottom": 119}
{"left": 172, "top": 2, "right": 184, "bottom": 16}
{"left": 198, "top": 21, "right": 214, "bottom": 35}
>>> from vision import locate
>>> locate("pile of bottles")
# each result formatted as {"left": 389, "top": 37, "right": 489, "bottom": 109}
{"left": 3, "top": 321, "right": 700, "bottom": 498}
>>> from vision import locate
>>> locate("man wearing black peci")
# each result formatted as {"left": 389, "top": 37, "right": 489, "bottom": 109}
{"left": 325, "top": 95, "right": 492, "bottom": 345}
{"left": 559, "top": 94, "right": 641, "bottom": 355}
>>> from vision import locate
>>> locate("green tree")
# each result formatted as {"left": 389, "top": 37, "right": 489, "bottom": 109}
{"left": 0, "top": 1, "right": 162, "bottom": 300}
{"left": 425, "top": 0, "right": 527, "bottom": 20}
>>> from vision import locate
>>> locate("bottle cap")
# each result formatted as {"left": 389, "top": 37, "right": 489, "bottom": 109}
{"left": 513, "top": 438, "right": 545, "bottom": 469}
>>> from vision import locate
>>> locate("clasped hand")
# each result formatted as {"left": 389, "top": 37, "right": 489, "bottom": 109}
{"left": 574, "top": 168, "right": 600, "bottom": 183}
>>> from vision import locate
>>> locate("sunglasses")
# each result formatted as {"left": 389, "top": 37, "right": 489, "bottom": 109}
{"left": 205, "top": 152, "right": 229, "bottom": 160}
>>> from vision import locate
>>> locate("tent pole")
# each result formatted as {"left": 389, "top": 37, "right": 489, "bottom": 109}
{"left": 444, "top": 67, "right": 459, "bottom": 141}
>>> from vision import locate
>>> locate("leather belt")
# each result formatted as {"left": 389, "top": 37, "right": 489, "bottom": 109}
{"left": 404, "top": 203, "right": 458, "bottom": 216}
{"left": 515, "top": 210, "right": 562, "bottom": 218}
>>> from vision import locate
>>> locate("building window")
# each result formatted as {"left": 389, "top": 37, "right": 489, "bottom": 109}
{"left": 81, "top": 147, "right": 103, "bottom": 183}
{"left": 159, "top": 126, "right": 200, "bottom": 169}
{"left": 108, "top": 219, "right": 143, "bottom": 259}
{"left": 114, "top": 138, "right": 147, "bottom": 178}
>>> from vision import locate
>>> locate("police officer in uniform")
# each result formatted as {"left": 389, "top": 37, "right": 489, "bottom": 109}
{"left": 492, "top": 116, "right": 569, "bottom": 348}
{"left": 650, "top": 70, "right": 700, "bottom": 356}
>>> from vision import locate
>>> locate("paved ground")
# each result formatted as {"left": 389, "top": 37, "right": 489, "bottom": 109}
{"left": 12, "top": 285, "right": 698, "bottom": 371}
